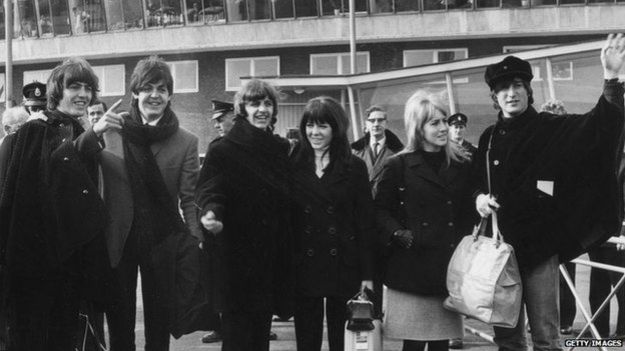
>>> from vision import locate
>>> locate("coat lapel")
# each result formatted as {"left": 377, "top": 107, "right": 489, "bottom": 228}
{"left": 405, "top": 151, "right": 458, "bottom": 189}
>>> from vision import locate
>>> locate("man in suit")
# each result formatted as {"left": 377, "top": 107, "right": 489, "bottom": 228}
{"left": 99, "top": 56, "right": 203, "bottom": 351}
{"left": 351, "top": 105, "right": 404, "bottom": 197}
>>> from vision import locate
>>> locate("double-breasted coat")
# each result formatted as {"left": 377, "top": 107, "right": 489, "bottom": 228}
{"left": 375, "top": 151, "right": 475, "bottom": 295}
{"left": 291, "top": 155, "right": 376, "bottom": 298}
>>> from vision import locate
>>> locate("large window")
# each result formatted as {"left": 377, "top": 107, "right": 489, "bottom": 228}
{"left": 248, "top": 0, "right": 271, "bottom": 20}
{"left": 166, "top": 60, "right": 198, "bottom": 93}
{"left": 225, "top": 56, "right": 280, "bottom": 91}
{"left": 310, "top": 52, "right": 370, "bottom": 75}
{"left": 50, "top": 0, "right": 71, "bottom": 35}
{"left": 225, "top": 0, "right": 247, "bottom": 21}
{"left": 321, "top": 0, "right": 366, "bottom": 15}
{"left": 273, "top": 0, "right": 294, "bottom": 18}
{"left": 403, "top": 48, "right": 468, "bottom": 67}
{"left": 92, "top": 65, "right": 125, "bottom": 96}
{"left": 37, "top": 0, "right": 53, "bottom": 36}
{"left": 146, "top": 0, "right": 183, "bottom": 27}
{"left": 294, "top": 0, "right": 317, "bottom": 16}
{"left": 186, "top": 0, "right": 225, "bottom": 24}
{"left": 17, "top": 0, "right": 38, "bottom": 37}
{"left": 67, "top": 0, "right": 106, "bottom": 33}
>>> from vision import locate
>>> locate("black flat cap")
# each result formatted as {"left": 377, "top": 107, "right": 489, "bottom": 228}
{"left": 22, "top": 81, "right": 47, "bottom": 107}
{"left": 484, "top": 56, "right": 533, "bottom": 89}
{"left": 211, "top": 100, "right": 234, "bottom": 120}
{"left": 447, "top": 113, "right": 468, "bottom": 126}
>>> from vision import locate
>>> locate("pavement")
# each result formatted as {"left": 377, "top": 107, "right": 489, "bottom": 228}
{"left": 120, "top": 254, "right": 621, "bottom": 350}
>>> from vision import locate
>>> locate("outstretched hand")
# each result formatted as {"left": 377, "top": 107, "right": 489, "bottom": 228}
{"left": 601, "top": 33, "right": 625, "bottom": 80}
{"left": 93, "top": 99, "right": 125, "bottom": 137}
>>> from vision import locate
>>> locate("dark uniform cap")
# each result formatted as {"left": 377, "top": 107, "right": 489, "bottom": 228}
{"left": 211, "top": 100, "right": 234, "bottom": 120}
{"left": 484, "top": 56, "right": 533, "bottom": 89}
{"left": 447, "top": 113, "right": 468, "bottom": 126}
{"left": 22, "top": 81, "right": 47, "bottom": 107}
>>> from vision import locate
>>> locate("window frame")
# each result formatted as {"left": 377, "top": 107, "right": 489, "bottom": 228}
{"left": 402, "top": 48, "right": 469, "bottom": 67}
{"left": 166, "top": 60, "right": 199, "bottom": 93}
{"left": 92, "top": 64, "right": 126, "bottom": 96}
{"left": 225, "top": 56, "right": 280, "bottom": 91}
{"left": 309, "top": 51, "right": 370, "bottom": 75}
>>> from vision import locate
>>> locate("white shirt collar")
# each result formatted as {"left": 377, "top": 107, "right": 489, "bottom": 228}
{"left": 370, "top": 134, "right": 386, "bottom": 151}
{"left": 141, "top": 115, "right": 163, "bottom": 126}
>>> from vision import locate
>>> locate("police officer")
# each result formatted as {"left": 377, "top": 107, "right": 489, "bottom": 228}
{"left": 211, "top": 100, "right": 235, "bottom": 137}
{"left": 447, "top": 112, "right": 477, "bottom": 161}
{"left": 22, "top": 81, "right": 47, "bottom": 115}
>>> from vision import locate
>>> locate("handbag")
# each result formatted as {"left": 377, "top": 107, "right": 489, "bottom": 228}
{"left": 443, "top": 128, "right": 522, "bottom": 327}
{"left": 344, "top": 289, "right": 383, "bottom": 351}
{"left": 443, "top": 213, "right": 522, "bottom": 327}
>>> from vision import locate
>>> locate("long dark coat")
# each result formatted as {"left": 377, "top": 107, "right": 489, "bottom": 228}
{"left": 375, "top": 151, "right": 475, "bottom": 296}
{"left": 471, "top": 80, "right": 625, "bottom": 269}
{"left": 291, "top": 155, "right": 375, "bottom": 298}
{"left": 195, "top": 118, "right": 294, "bottom": 317}
{"left": 0, "top": 113, "right": 111, "bottom": 305}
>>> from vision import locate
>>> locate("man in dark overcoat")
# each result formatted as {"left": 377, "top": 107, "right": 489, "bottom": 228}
{"left": 474, "top": 34, "right": 625, "bottom": 350}
{"left": 195, "top": 79, "right": 293, "bottom": 351}
{"left": 0, "top": 57, "right": 116, "bottom": 351}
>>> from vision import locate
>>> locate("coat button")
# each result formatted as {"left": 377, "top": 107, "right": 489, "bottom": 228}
{"left": 304, "top": 226, "right": 313, "bottom": 234}
{"left": 59, "top": 123, "right": 64, "bottom": 127}
{"left": 422, "top": 222, "right": 429, "bottom": 227}
{"left": 499, "top": 130, "right": 506, "bottom": 135}
{"left": 304, "top": 205, "right": 312, "bottom": 214}
{"left": 326, "top": 206, "right": 335, "bottom": 215}
{"left": 328, "top": 227, "right": 337, "bottom": 235}
{"left": 62, "top": 138, "right": 67, "bottom": 142}
{"left": 329, "top": 248, "right": 338, "bottom": 256}
{"left": 493, "top": 160, "right": 500, "bottom": 166}
{"left": 63, "top": 157, "right": 69, "bottom": 161}
{"left": 306, "top": 249, "right": 314, "bottom": 257}
{"left": 400, "top": 201, "right": 405, "bottom": 205}
{"left": 349, "top": 235, "right": 355, "bottom": 241}
{"left": 448, "top": 222, "right": 454, "bottom": 227}
{"left": 261, "top": 219, "right": 268, "bottom": 226}
{"left": 82, "top": 189, "right": 89, "bottom": 195}
{"left": 447, "top": 200, "right": 452, "bottom": 205}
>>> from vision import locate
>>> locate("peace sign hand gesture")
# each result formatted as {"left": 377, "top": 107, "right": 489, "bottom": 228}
{"left": 601, "top": 33, "right": 625, "bottom": 80}
{"left": 93, "top": 98, "right": 127, "bottom": 137}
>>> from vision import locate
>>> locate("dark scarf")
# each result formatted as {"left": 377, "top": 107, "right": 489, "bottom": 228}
{"left": 122, "top": 107, "right": 187, "bottom": 253}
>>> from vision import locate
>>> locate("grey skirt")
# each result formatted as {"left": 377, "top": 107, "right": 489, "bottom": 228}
{"left": 383, "top": 287, "right": 463, "bottom": 341}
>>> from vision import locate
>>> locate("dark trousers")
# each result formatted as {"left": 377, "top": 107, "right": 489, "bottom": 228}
{"left": 402, "top": 339, "right": 448, "bottom": 351}
{"left": 588, "top": 247, "right": 625, "bottom": 337}
{"left": 221, "top": 311, "right": 272, "bottom": 351}
{"left": 106, "top": 233, "right": 169, "bottom": 351}
{"left": 559, "top": 262, "right": 576, "bottom": 328}
{"left": 7, "top": 273, "right": 80, "bottom": 351}
{"left": 294, "top": 295, "right": 349, "bottom": 351}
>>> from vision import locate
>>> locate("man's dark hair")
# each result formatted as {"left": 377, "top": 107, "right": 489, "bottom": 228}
{"left": 89, "top": 99, "right": 107, "bottom": 111}
{"left": 129, "top": 56, "right": 174, "bottom": 96}
{"left": 234, "top": 79, "right": 279, "bottom": 121}
{"left": 46, "top": 57, "right": 99, "bottom": 110}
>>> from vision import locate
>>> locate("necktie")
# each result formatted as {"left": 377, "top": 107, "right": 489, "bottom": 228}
{"left": 373, "top": 142, "right": 379, "bottom": 157}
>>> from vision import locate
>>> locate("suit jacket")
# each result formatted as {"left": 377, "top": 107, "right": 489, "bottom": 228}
{"left": 351, "top": 130, "right": 404, "bottom": 197}
{"left": 99, "top": 127, "right": 201, "bottom": 268}
{"left": 375, "top": 151, "right": 474, "bottom": 295}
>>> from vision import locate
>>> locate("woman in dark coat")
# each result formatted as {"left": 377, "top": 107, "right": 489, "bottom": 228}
{"left": 195, "top": 79, "right": 293, "bottom": 351}
{"left": 291, "top": 96, "right": 376, "bottom": 351}
{"left": 375, "top": 90, "right": 474, "bottom": 351}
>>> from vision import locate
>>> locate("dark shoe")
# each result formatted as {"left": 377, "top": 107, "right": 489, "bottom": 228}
{"left": 201, "top": 331, "right": 222, "bottom": 343}
{"left": 269, "top": 331, "right": 278, "bottom": 341}
{"left": 560, "top": 326, "right": 573, "bottom": 335}
{"left": 449, "top": 338, "right": 463, "bottom": 349}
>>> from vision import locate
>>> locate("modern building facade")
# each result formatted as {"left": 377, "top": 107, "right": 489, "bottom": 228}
{"left": 0, "top": 0, "right": 623, "bottom": 150}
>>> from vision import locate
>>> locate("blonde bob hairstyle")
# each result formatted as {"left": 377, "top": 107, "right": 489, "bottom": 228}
{"left": 401, "top": 90, "right": 468, "bottom": 164}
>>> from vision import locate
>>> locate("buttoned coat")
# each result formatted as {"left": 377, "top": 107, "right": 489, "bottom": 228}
{"left": 291, "top": 155, "right": 376, "bottom": 298}
{"left": 375, "top": 151, "right": 475, "bottom": 295}
{"left": 195, "top": 118, "right": 294, "bottom": 317}
{"left": 98, "top": 126, "right": 201, "bottom": 268}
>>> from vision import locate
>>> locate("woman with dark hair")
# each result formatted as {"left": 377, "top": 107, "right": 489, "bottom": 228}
{"left": 195, "top": 79, "right": 294, "bottom": 351}
{"left": 291, "top": 96, "right": 375, "bottom": 351}
{"left": 375, "top": 90, "right": 474, "bottom": 351}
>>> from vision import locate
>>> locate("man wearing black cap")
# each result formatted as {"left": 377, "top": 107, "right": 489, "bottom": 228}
{"left": 22, "top": 81, "right": 47, "bottom": 115}
{"left": 474, "top": 34, "right": 625, "bottom": 350}
{"left": 447, "top": 112, "right": 476, "bottom": 161}
{"left": 211, "top": 100, "right": 235, "bottom": 138}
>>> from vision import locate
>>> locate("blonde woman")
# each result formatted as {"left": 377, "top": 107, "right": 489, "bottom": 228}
{"left": 375, "top": 90, "right": 474, "bottom": 351}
